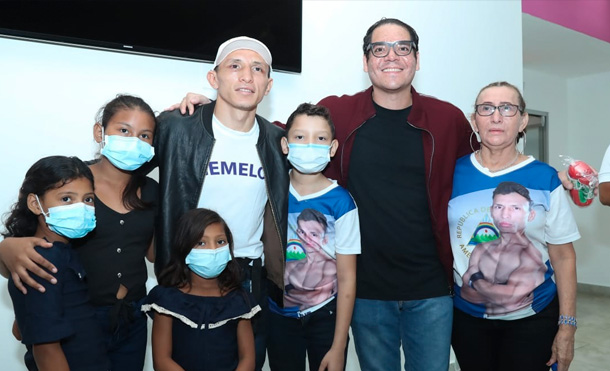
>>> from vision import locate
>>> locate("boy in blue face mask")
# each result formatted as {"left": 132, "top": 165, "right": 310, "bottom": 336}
{"left": 4, "top": 156, "right": 109, "bottom": 371}
{"left": 267, "top": 103, "right": 361, "bottom": 371}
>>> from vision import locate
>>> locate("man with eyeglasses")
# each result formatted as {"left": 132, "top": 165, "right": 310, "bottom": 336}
{"left": 318, "top": 18, "right": 476, "bottom": 371}
{"left": 170, "top": 18, "right": 475, "bottom": 370}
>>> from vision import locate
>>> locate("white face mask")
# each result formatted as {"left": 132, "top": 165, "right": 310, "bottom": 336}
{"left": 286, "top": 143, "right": 331, "bottom": 174}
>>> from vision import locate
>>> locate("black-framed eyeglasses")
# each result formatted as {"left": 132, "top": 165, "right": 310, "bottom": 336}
{"left": 366, "top": 40, "right": 416, "bottom": 58}
{"left": 475, "top": 104, "right": 523, "bottom": 117}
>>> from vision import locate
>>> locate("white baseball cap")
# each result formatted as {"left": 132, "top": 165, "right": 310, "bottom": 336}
{"left": 213, "top": 36, "right": 273, "bottom": 71}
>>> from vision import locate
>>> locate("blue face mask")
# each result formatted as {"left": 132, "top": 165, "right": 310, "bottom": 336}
{"left": 287, "top": 143, "right": 331, "bottom": 174}
{"left": 185, "top": 245, "right": 232, "bottom": 279}
{"left": 100, "top": 134, "right": 155, "bottom": 171}
{"left": 36, "top": 196, "right": 96, "bottom": 239}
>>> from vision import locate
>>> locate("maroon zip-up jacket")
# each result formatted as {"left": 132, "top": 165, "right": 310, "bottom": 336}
{"left": 319, "top": 85, "right": 477, "bottom": 288}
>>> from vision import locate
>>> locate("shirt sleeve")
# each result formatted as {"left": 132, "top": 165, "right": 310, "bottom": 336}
{"left": 19, "top": 247, "right": 75, "bottom": 345}
{"left": 334, "top": 207, "right": 361, "bottom": 255}
{"left": 599, "top": 144, "right": 610, "bottom": 184}
{"left": 545, "top": 185, "right": 581, "bottom": 245}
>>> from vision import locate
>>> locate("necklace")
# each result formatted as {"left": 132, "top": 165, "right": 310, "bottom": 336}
{"left": 476, "top": 150, "right": 520, "bottom": 173}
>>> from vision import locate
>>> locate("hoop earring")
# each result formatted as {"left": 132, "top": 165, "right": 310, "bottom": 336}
{"left": 470, "top": 131, "right": 481, "bottom": 152}
{"left": 470, "top": 132, "right": 476, "bottom": 151}
{"left": 517, "top": 131, "right": 526, "bottom": 154}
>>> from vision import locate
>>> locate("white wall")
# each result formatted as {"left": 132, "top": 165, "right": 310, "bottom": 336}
{"left": 524, "top": 68, "right": 610, "bottom": 288}
{"left": 523, "top": 69, "right": 570, "bottom": 169}
{"left": 567, "top": 72, "right": 610, "bottom": 287}
{"left": 0, "top": 1, "right": 523, "bottom": 369}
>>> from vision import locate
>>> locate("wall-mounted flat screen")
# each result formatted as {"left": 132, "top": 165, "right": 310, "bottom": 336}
{"left": 0, "top": 1, "right": 302, "bottom": 73}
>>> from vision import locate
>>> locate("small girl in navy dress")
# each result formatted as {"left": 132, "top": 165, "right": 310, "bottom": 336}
{"left": 4, "top": 156, "right": 110, "bottom": 371}
{"left": 143, "top": 208, "right": 260, "bottom": 371}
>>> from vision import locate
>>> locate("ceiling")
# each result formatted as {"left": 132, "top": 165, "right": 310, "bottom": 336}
{"left": 522, "top": 13, "right": 610, "bottom": 79}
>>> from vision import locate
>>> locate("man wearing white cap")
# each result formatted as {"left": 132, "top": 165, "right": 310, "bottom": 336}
{"left": 169, "top": 20, "right": 472, "bottom": 371}
{"left": 152, "top": 36, "right": 289, "bottom": 370}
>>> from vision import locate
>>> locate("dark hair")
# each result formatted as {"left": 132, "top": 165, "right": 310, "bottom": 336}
{"left": 96, "top": 94, "right": 157, "bottom": 210}
{"left": 285, "top": 103, "right": 335, "bottom": 139}
{"left": 492, "top": 181, "right": 533, "bottom": 208}
{"left": 363, "top": 18, "right": 419, "bottom": 60}
{"left": 474, "top": 81, "right": 527, "bottom": 141}
{"left": 3, "top": 156, "right": 94, "bottom": 238}
{"left": 296, "top": 208, "right": 328, "bottom": 233}
{"left": 157, "top": 208, "right": 242, "bottom": 294}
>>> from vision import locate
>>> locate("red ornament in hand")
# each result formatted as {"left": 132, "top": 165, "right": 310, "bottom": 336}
{"left": 567, "top": 160, "right": 596, "bottom": 207}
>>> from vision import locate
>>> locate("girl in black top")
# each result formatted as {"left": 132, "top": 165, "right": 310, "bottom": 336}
{"left": 5, "top": 155, "right": 110, "bottom": 371}
{"left": 0, "top": 95, "right": 158, "bottom": 370}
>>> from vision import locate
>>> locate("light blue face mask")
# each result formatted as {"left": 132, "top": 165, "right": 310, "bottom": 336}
{"left": 36, "top": 196, "right": 96, "bottom": 239}
{"left": 100, "top": 134, "right": 155, "bottom": 171}
{"left": 185, "top": 245, "right": 232, "bottom": 279}
{"left": 287, "top": 143, "right": 331, "bottom": 174}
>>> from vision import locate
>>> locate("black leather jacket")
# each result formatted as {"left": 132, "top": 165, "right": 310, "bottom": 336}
{"left": 151, "top": 102, "right": 288, "bottom": 291}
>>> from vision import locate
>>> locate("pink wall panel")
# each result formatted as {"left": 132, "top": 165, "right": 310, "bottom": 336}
{"left": 523, "top": 0, "right": 610, "bottom": 44}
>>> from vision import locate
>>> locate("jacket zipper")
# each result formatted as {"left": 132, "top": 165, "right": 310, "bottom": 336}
{"left": 341, "top": 115, "right": 374, "bottom": 182}
{"left": 257, "top": 145, "right": 284, "bottom": 268}
{"left": 408, "top": 120, "right": 451, "bottom": 294}
{"left": 406, "top": 120, "right": 435, "bottom": 224}
{"left": 196, "top": 139, "right": 215, "bottom": 205}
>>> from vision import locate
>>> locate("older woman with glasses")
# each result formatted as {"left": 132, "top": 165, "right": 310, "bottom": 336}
{"left": 448, "top": 81, "right": 579, "bottom": 371}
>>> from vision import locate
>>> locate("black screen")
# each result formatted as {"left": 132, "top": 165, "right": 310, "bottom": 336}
{"left": 0, "top": 1, "right": 302, "bottom": 73}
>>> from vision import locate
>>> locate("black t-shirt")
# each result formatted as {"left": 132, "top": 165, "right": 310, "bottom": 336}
{"left": 347, "top": 102, "right": 448, "bottom": 300}
{"left": 74, "top": 177, "right": 158, "bottom": 305}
